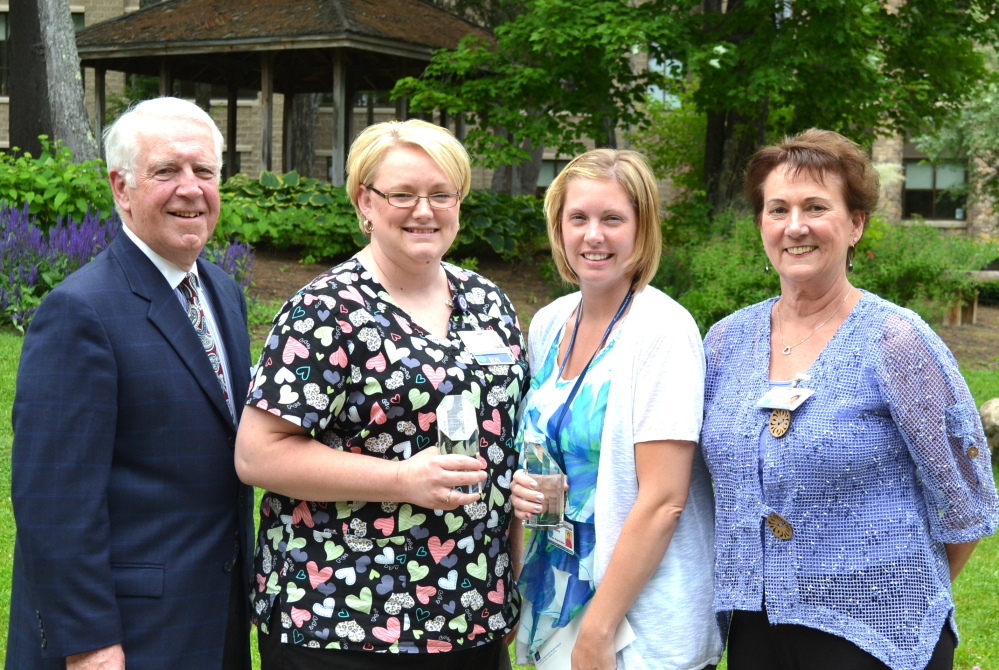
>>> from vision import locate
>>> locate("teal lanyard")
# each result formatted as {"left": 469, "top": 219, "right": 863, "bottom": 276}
{"left": 551, "top": 288, "right": 634, "bottom": 471}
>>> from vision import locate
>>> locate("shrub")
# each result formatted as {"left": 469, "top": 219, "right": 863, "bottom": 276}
{"left": 663, "top": 213, "right": 998, "bottom": 334}
{"left": 0, "top": 204, "right": 254, "bottom": 332}
{"left": 451, "top": 189, "right": 546, "bottom": 262}
{"left": 0, "top": 138, "right": 114, "bottom": 229}
{"left": 668, "top": 213, "right": 780, "bottom": 333}
{"left": 217, "top": 171, "right": 546, "bottom": 265}
{"left": 853, "top": 220, "right": 997, "bottom": 323}
{"left": 218, "top": 170, "right": 362, "bottom": 264}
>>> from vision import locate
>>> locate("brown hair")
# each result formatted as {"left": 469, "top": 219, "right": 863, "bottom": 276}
{"left": 544, "top": 149, "right": 662, "bottom": 290}
{"left": 744, "top": 128, "right": 880, "bottom": 231}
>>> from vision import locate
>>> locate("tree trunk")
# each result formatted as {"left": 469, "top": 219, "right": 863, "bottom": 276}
{"left": 11, "top": 0, "right": 98, "bottom": 161}
{"left": 518, "top": 136, "right": 544, "bottom": 196}
{"left": 704, "top": 108, "right": 763, "bottom": 216}
{"left": 291, "top": 93, "right": 320, "bottom": 178}
{"left": 490, "top": 125, "right": 544, "bottom": 196}
{"left": 700, "top": 0, "right": 763, "bottom": 216}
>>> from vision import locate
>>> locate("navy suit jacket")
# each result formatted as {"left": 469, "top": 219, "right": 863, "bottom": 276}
{"left": 6, "top": 232, "right": 254, "bottom": 669}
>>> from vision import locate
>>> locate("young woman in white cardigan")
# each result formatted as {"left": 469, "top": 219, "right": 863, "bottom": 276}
{"left": 510, "top": 149, "right": 721, "bottom": 670}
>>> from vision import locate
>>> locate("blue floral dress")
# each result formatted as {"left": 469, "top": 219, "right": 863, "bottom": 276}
{"left": 517, "top": 323, "right": 621, "bottom": 655}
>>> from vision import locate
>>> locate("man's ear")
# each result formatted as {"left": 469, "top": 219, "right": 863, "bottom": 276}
{"left": 109, "top": 169, "right": 132, "bottom": 215}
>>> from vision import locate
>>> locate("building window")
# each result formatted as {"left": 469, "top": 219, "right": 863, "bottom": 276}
{"left": 646, "top": 55, "right": 682, "bottom": 108}
{"left": 535, "top": 159, "right": 573, "bottom": 196}
{"left": 0, "top": 12, "right": 85, "bottom": 97}
{"left": 0, "top": 13, "right": 8, "bottom": 96}
{"left": 903, "top": 160, "right": 966, "bottom": 220}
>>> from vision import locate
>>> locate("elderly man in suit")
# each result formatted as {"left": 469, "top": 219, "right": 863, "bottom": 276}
{"left": 6, "top": 97, "right": 253, "bottom": 670}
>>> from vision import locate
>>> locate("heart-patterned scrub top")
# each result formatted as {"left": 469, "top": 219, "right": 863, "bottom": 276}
{"left": 246, "top": 257, "right": 528, "bottom": 654}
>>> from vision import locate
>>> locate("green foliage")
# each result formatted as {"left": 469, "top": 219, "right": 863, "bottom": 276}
{"left": 394, "top": 0, "right": 687, "bottom": 166}
{"left": 852, "top": 220, "right": 998, "bottom": 323}
{"left": 686, "top": 1, "right": 998, "bottom": 144}
{"left": 0, "top": 137, "right": 113, "bottom": 228}
{"left": 667, "top": 214, "right": 998, "bottom": 334}
{"left": 669, "top": 213, "right": 781, "bottom": 334}
{"left": 451, "top": 189, "right": 546, "bottom": 261}
{"left": 218, "top": 171, "right": 545, "bottom": 265}
{"left": 218, "top": 171, "right": 363, "bottom": 264}
{"left": 626, "top": 91, "right": 707, "bottom": 196}
{"left": 396, "top": 0, "right": 998, "bottom": 196}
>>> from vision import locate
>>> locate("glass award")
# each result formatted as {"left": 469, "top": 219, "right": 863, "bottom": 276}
{"left": 522, "top": 433, "right": 566, "bottom": 530}
{"left": 437, "top": 395, "right": 482, "bottom": 496}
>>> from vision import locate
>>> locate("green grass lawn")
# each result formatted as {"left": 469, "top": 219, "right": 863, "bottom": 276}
{"left": 1, "top": 331, "right": 22, "bottom": 666}
{"left": 1, "top": 326, "right": 996, "bottom": 667}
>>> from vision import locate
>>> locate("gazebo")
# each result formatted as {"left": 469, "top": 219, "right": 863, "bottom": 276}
{"left": 75, "top": 0, "right": 489, "bottom": 184}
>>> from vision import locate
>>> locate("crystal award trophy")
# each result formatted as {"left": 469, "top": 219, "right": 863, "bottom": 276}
{"left": 522, "top": 433, "right": 566, "bottom": 530}
{"left": 437, "top": 395, "right": 482, "bottom": 496}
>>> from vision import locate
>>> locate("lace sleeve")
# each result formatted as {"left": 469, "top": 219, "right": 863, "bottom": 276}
{"left": 876, "top": 311, "right": 998, "bottom": 543}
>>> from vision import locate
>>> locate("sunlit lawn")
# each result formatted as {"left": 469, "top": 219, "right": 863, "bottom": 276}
{"left": 2, "top": 327, "right": 997, "bottom": 667}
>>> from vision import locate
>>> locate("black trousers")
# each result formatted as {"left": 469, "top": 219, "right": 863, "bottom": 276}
{"left": 728, "top": 609, "right": 955, "bottom": 670}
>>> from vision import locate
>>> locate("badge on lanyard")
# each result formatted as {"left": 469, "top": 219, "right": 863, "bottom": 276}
{"left": 756, "top": 373, "right": 813, "bottom": 438}
{"left": 457, "top": 329, "right": 516, "bottom": 365}
{"left": 548, "top": 521, "right": 575, "bottom": 556}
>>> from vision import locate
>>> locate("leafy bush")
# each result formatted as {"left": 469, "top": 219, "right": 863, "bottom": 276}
{"left": 852, "top": 220, "right": 997, "bottom": 322}
{"left": 451, "top": 189, "right": 546, "bottom": 261}
{"left": 217, "top": 171, "right": 546, "bottom": 265}
{"left": 0, "top": 204, "right": 254, "bottom": 332}
{"left": 663, "top": 213, "right": 998, "bottom": 334}
{"left": 667, "top": 213, "right": 780, "bottom": 333}
{"left": 218, "top": 170, "right": 362, "bottom": 264}
{"left": 0, "top": 138, "right": 114, "bottom": 229}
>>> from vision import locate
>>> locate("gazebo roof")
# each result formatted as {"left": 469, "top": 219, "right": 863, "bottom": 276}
{"left": 76, "top": 0, "right": 490, "bottom": 93}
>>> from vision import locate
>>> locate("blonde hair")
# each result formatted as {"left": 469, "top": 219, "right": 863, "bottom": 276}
{"left": 544, "top": 149, "right": 662, "bottom": 290}
{"left": 345, "top": 119, "right": 472, "bottom": 234}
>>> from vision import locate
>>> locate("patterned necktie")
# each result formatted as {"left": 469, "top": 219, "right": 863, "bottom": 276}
{"left": 179, "top": 273, "right": 231, "bottom": 412}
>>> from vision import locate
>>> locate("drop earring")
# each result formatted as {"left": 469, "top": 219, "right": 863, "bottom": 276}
{"left": 764, "top": 258, "right": 771, "bottom": 276}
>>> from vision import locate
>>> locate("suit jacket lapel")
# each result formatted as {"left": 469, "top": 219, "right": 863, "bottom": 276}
{"left": 111, "top": 234, "right": 236, "bottom": 429}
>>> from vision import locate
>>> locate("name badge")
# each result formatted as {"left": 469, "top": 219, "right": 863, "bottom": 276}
{"left": 756, "top": 386, "right": 813, "bottom": 411}
{"left": 457, "top": 329, "right": 516, "bottom": 365}
{"left": 548, "top": 520, "right": 575, "bottom": 556}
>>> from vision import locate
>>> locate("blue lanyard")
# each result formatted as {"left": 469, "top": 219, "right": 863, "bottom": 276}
{"left": 550, "top": 288, "right": 634, "bottom": 471}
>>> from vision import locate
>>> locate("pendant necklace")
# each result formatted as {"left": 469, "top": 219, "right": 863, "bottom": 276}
{"left": 775, "top": 287, "right": 853, "bottom": 356}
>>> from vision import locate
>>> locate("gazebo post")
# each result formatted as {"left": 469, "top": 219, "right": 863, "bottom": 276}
{"left": 95, "top": 66, "right": 106, "bottom": 157}
{"left": 226, "top": 85, "right": 238, "bottom": 180}
{"left": 283, "top": 92, "right": 294, "bottom": 173}
{"left": 330, "top": 49, "right": 346, "bottom": 186}
{"left": 158, "top": 60, "right": 172, "bottom": 96}
{"left": 260, "top": 52, "right": 274, "bottom": 172}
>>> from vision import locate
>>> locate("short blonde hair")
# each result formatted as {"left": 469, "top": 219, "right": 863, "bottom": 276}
{"left": 345, "top": 119, "right": 472, "bottom": 234}
{"left": 544, "top": 149, "right": 662, "bottom": 290}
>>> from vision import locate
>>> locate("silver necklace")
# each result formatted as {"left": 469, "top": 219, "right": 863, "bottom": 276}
{"left": 775, "top": 287, "right": 853, "bottom": 355}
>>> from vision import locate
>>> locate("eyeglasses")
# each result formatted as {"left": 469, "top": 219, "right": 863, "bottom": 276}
{"left": 367, "top": 186, "right": 461, "bottom": 209}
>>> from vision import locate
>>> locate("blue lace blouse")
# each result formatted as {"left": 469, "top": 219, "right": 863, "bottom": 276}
{"left": 701, "top": 292, "right": 997, "bottom": 670}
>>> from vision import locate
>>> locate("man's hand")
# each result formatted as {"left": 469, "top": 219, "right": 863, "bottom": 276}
{"left": 66, "top": 643, "right": 125, "bottom": 670}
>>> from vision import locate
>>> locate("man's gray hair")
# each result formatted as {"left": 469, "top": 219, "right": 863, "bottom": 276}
{"left": 104, "top": 97, "right": 225, "bottom": 187}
